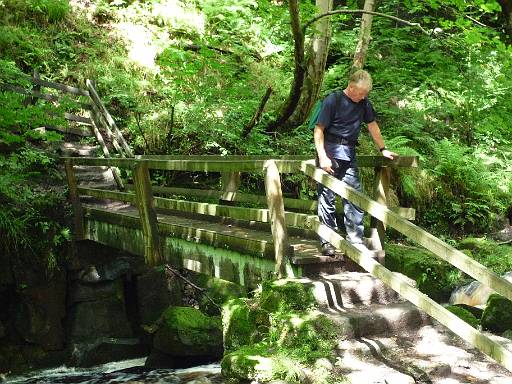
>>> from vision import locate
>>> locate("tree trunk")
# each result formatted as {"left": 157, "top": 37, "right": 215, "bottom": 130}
{"left": 497, "top": 0, "right": 512, "bottom": 38}
{"left": 265, "top": 0, "right": 305, "bottom": 134}
{"left": 353, "top": 0, "right": 376, "bottom": 69}
{"left": 288, "top": 0, "right": 333, "bottom": 128}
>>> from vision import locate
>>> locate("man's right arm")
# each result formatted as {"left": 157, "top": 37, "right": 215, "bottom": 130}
{"left": 314, "top": 123, "right": 333, "bottom": 174}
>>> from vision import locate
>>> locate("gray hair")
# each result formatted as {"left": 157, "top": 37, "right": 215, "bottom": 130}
{"left": 349, "top": 69, "right": 373, "bottom": 91}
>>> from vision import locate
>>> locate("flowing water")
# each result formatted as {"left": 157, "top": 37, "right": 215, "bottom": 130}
{"left": 3, "top": 358, "right": 223, "bottom": 384}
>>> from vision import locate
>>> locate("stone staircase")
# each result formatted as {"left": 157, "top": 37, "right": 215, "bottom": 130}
{"left": 301, "top": 272, "right": 512, "bottom": 384}
{"left": 59, "top": 142, "right": 117, "bottom": 190}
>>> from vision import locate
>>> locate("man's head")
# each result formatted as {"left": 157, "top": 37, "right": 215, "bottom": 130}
{"left": 345, "top": 70, "right": 372, "bottom": 102}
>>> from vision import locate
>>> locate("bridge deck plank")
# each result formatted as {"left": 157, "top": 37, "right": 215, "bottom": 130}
{"left": 81, "top": 200, "right": 328, "bottom": 264}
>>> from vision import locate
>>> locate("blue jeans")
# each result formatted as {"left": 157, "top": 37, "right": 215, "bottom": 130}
{"left": 317, "top": 159, "right": 364, "bottom": 245}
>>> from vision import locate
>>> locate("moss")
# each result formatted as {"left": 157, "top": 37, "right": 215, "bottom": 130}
{"left": 385, "top": 243, "right": 459, "bottom": 302}
{"left": 192, "top": 274, "right": 246, "bottom": 315}
{"left": 154, "top": 306, "right": 222, "bottom": 356}
{"left": 259, "top": 280, "right": 315, "bottom": 312}
{"left": 481, "top": 294, "right": 512, "bottom": 334}
{"left": 445, "top": 305, "right": 480, "bottom": 328}
{"left": 222, "top": 298, "right": 269, "bottom": 352}
{"left": 222, "top": 280, "right": 339, "bottom": 383}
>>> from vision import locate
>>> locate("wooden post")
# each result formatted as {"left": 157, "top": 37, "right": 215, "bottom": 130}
{"left": 133, "top": 162, "right": 163, "bottom": 266}
{"left": 369, "top": 166, "right": 390, "bottom": 252}
{"left": 64, "top": 160, "right": 84, "bottom": 240}
{"left": 219, "top": 171, "right": 241, "bottom": 205}
{"left": 88, "top": 80, "right": 124, "bottom": 191}
{"left": 264, "top": 160, "right": 289, "bottom": 278}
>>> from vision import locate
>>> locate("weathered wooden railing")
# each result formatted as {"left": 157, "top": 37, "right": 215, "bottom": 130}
{"left": 300, "top": 161, "right": 512, "bottom": 372}
{"left": 0, "top": 70, "right": 132, "bottom": 189}
{"left": 62, "top": 154, "right": 512, "bottom": 372}
{"left": 63, "top": 155, "right": 417, "bottom": 269}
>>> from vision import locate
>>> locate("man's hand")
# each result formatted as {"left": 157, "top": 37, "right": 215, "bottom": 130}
{"left": 319, "top": 156, "right": 334, "bottom": 174}
{"left": 381, "top": 149, "right": 398, "bottom": 160}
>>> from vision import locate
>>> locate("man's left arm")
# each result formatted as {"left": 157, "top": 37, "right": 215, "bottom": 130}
{"left": 367, "top": 121, "right": 397, "bottom": 160}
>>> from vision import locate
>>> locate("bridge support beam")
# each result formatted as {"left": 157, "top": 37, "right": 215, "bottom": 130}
{"left": 264, "top": 160, "right": 290, "bottom": 278}
{"left": 64, "top": 160, "right": 84, "bottom": 240}
{"left": 133, "top": 162, "right": 163, "bottom": 265}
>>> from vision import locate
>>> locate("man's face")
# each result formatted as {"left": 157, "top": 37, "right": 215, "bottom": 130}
{"left": 346, "top": 83, "right": 369, "bottom": 103}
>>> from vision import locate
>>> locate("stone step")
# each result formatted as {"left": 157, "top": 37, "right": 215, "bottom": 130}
{"left": 310, "top": 272, "right": 413, "bottom": 308}
{"left": 59, "top": 143, "right": 100, "bottom": 157}
{"left": 321, "top": 301, "right": 431, "bottom": 339}
{"left": 334, "top": 323, "right": 512, "bottom": 384}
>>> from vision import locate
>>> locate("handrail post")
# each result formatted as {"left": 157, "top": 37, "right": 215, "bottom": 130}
{"left": 64, "top": 159, "right": 84, "bottom": 240}
{"left": 264, "top": 160, "right": 289, "bottom": 278}
{"left": 87, "top": 79, "right": 125, "bottom": 191}
{"left": 369, "top": 166, "right": 390, "bottom": 253}
{"left": 133, "top": 161, "right": 163, "bottom": 266}
{"left": 219, "top": 171, "right": 241, "bottom": 205}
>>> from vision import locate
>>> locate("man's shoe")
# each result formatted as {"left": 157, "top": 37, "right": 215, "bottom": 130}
{"left": 321, "top": 243, "right": 336, "bottom": 256}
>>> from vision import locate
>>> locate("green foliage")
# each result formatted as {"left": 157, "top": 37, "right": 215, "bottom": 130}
{"left": 0, "top": 147, "right": 70, "bottom": 275}
{"left": 222, "top": 280, "right": 340, "bottom": 383}
{"left": 385, "top": 243, "right": 461, "bottom": 302}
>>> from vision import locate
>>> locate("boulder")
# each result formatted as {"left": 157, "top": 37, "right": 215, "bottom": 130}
{"left": 190, "top": 274, "right": 246, "bottom": 316}
{"left": 481, "top": 294, "right": 512, "bottom": 333}
{"left": 0, "top": 320, "right": 4, "bottom": 339}
{"left": 152, "top": 306, "right": 222, "bottom": 359}
{"left": 68, "top": 291, "right": 133, "bottom": 341}
{"left": 385, "top": 244, "right": 456, "bottom": 302}
{"left": 450, "top": 272, "right": 512, "bottom": 307}
{"left": 14, "top": 273, "right": 66, "bottom": 351}
{"left": 222, "top": 297, "right": 268, "bottom": 352}
{"left": 445, "top": 305, "right": 480, "bottom": 328}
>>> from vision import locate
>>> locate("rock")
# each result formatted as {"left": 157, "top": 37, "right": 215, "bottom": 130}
{"left": 136, "top": 267, "right": 182, "bottom": 326}
{"left": 190, "top": 274, "right": 246, "bottom": 316}
{"left": 259, "top": 279, "right": 315, "bottom": 312}
{"left": 222, "top": 298, "right": 268, "bottom": 352}
{"left": 383, "top": 244, "right": 456, "bottom": 302}
{"left": 450, "top": 272, "right": 512, "bottom": 307}
{"left": 0, "top": 321, "right": 4, "bottom": 338}
{"left": 14, "top": 273, "right": 66, "bottom": 350}
{"left": 69, "top": 338, "right": 149, "bottom": 367}
{"left": 152, "top": 306, "right": 222, "bottom": 358}
{"left": 501, "top": 330, "right": 512, "bottom": 341}
{"left": 445, "top": 305, "right": 480, "bottom": 328}
{"left": 481, "top": 294, "right": 512, "bottom": 333}
{"left": 68, "top": 293, "right": 133, "bottom": 341}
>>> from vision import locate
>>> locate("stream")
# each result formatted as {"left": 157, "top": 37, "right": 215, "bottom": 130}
{"left": 3, "top": 358, "right": 224, "bottom": 384}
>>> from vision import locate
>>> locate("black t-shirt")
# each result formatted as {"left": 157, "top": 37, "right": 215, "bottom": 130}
{"left": 317, "top": 91, "right": 376, "bottom": 142}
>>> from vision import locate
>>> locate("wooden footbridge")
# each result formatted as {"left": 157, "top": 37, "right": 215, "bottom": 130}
{"left": 4, "top": 72, "right": 512, "bottom": 372}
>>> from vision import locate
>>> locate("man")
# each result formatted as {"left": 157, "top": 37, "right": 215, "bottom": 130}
{"left": 314, "top": 70, "right": 397, "bottom": 256}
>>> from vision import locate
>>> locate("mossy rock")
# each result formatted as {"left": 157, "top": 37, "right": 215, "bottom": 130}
{"left": 221, "top": 343, "right": 272, "bottom": 382}
{"left": 153, "top": 306, "right": 222, "bottom": 358}
{"left": 457, "top": 237, "right": 492, "bottom": 251}
{"left": 259, "top": 280, "right": 315, "bottom": 312}
{"left": 385, "top": 244, "right": 458, "bottom": 302}
{"left": 191, "top": 274, "right": 246, "bottom": 315}
{"left": 445, "top": 305, "right": 480, "bottom": 328}
{"left": 222, "top": 297, "right": 269, "bottom": 352}
{"left": 481, "top": 294, "right": 512, "bottom": 334}
{"left": 502, "top": 330, "right": 512, "bottom": 340}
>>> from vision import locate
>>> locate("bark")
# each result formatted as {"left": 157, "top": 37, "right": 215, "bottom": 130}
{"left": 353, "top": 0, "right": 376, "bottom": 69}
{"left": 497, "top": 0, "right": 512, "bottom": 37}
{"left": 265, "top": 0, "right": 305, "bottom": 134}
{"left": 288, "top": 0, "right": 333, "bottom": 128}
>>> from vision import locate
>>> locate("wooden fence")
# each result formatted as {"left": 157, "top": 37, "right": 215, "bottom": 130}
{"left": 0, "top": 70, "right": 132, "bottom": 190}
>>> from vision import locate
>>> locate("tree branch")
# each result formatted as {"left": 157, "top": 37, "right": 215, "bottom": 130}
{"left": 242, "top": 87, "right": 272, "bottom": 138}
{"left": 164, "top": 265, "right": 221, "bottom": 310}
{"left": 303, "top": 9, "right": 429, "bottom": 35}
